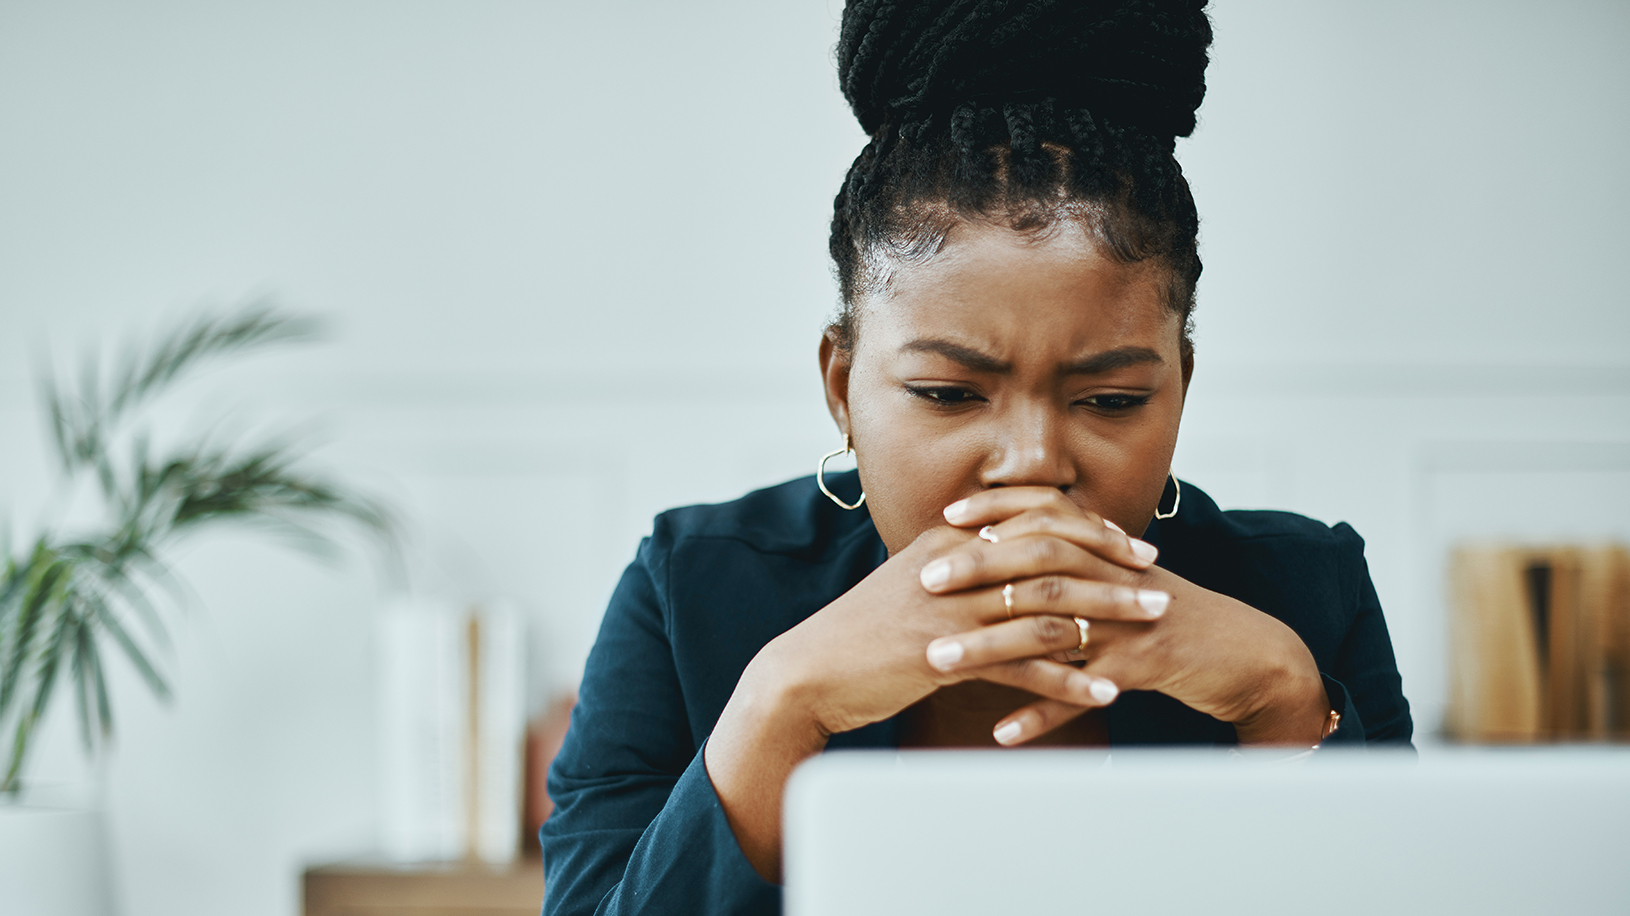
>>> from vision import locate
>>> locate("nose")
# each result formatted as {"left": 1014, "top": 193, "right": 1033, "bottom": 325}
{"left": 978, "top": 401, "right": 1077, "bottom": 491}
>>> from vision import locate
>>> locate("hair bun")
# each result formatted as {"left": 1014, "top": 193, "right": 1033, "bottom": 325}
{"left": 838, "top": 0, "right": 1212, "bottom": 140}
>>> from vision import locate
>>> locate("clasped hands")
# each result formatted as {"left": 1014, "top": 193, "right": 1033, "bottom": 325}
{"left": 916, "top": 487, "right": 1170, "bottom": 745}
{"left": 762, "top": 486, "right": 1328, "bottom": 747}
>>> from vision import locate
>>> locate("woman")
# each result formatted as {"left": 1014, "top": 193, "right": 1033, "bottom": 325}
{"left": 543, "top": 1, "right": 1412, "bottom": 913}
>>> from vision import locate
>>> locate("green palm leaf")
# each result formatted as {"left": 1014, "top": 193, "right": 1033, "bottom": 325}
{"left": 1, "top": 302, "right": 392, "bottom": 794}
{"left": 0, "top": 549, "right": 68, "bottom": 723}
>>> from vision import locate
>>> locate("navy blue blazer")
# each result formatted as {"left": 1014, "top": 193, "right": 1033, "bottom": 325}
{"left": 542, "top": 473, "right": 1413, "bottom": 916}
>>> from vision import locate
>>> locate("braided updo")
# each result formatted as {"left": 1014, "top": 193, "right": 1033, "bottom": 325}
{"left": 829, "top": 0, "right": 1214, "bottom": 353}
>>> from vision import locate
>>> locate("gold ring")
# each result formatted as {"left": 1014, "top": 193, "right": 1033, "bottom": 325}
{"left": 978, "top": 525, "right": 1000, "bottom": 544}
{"left": 1002, "top": 582, "right": 1015, "bottom": 619}
{"left": 1073, "top": 616, "right": 1090, "bottom": 652}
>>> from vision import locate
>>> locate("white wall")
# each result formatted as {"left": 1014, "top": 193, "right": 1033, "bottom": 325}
{"left": 0, "top": 2, "right": 1626, "bottom": 915}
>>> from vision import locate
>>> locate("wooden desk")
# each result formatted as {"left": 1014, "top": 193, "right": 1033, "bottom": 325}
{"left": 303, "top": 858, "right": 544, "bottom": 916}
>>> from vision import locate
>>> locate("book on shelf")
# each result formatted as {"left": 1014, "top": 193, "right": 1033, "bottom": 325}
{"left": 378, "top": 598, "right": 526, "bottom": 864}
{"left": 1448, "top": 543, "right": 1630, "bottom": 742}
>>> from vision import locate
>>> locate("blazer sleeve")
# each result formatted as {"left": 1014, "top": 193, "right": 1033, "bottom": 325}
{"left": 1317, "top": 523, "right": 1413, "bottom": 747}
{"left": 541, "top": 532, "right": 780, "bottom": 916}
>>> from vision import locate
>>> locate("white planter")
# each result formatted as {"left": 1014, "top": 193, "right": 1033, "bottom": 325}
{"left": 0, "top": 785, "right": 116, "bottom": 916}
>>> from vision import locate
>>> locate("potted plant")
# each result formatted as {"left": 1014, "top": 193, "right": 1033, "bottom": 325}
{"left": 0, "top": 304, "right": 391, "bottom": 913}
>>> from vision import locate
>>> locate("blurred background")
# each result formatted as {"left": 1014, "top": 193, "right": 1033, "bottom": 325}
{"left": 0, "top": 1, "right": 1626, "bottom": 914}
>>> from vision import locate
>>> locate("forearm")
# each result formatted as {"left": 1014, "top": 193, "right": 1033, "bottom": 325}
{"left": 704, "top": 650, "right": 830, "bottom": 882}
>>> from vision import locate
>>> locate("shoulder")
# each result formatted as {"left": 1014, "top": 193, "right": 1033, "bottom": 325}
{"left": 648, "top": 469, "right": 878, "bottom": 563}
{"left": 1150, "top": 479, "right": 1369, "bottom": 615}
{"left": 1154, "top": 478, "right": 1363, "bottom": 557}
{"left": 631, "top": 472, "right": 885, "bottom": 700}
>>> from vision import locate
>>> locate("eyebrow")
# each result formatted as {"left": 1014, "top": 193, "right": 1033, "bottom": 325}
{"left": 900, "top": 339, "right": 1164, "bottom": 376}
{"left": 1062, "top": 346, "right": 1165, "bottom": 375}
{"left": 901, "top": 339, "right": 1011, "bottom": 373}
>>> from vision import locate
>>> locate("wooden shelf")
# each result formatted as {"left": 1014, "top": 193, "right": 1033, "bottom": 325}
{"left": 303, "top": 857, "right": 544, "bottom": 916}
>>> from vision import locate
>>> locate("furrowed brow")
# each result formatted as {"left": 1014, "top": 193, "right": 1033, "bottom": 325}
{"left": 900, "top": 339, "right": 1012, "bottom": 374}
{"left": 1061, "top": 347, "right": 1164, "bottom": 375}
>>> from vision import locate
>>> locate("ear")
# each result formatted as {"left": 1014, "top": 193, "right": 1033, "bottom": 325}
{"left": 818, "top": 327, "right": 853, "bottom": 439}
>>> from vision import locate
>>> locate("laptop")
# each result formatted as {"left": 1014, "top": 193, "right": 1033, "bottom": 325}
{"left": 783, "top": 747, "right": 1630, "bottom": 916}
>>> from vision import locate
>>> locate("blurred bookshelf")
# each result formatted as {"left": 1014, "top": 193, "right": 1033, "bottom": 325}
{"left": 302, "top": 676, "right": 574, "bottom": 916}
{"left": 303, "top": 857, "right": 543, "bottom": 916}
{"left": 1448, "top": 543, "right": 1630, "bottom": 742}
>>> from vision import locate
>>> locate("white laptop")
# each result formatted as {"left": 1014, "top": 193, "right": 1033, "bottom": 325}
{"left": 783, "top": 748, "right": 1630, "bottom": 916}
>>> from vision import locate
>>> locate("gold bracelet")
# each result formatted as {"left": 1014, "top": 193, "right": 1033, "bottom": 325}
{"left": 1316, "top": 708, "right": 1342, "bottom": 747}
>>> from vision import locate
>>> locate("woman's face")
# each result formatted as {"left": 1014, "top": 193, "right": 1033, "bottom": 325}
{"left": 820, "top": 219, "right": 1191, "bottom": 555}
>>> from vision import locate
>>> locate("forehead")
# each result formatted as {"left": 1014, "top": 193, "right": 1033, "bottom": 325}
{"left": 854, "top": 220, "right": 1176, "bottom": 357}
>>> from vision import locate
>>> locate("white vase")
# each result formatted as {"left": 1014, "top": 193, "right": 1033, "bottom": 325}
{"left": 0, "top": 783, "right": 116, "bottom": 916}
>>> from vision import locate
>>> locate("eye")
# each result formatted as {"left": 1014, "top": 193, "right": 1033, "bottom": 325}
{"left": 1078, "top": 393, "right": 1152, "bottom": 413}
{"left": 905, "top": 385, "right": 984, "bottom": 406}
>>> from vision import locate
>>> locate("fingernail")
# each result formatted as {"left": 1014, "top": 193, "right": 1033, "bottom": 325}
{"left": 1090, "top": 679, "right": 1119, "bottom": 704}
{"left": 943, "top": 499, "right": 971, "bottom": 523}
{"left": 1136, "top": 589, "right": 1171, "bottom": 617}
{"left": 920, "top": 558, "right": 951, "bottom": 589}
{"left": 926, "top": 639, "right": 963, "bottom": 671}
{"left": 1103, "top": 519, "right": 1125, "bottom": 534}
{"left": 1129, "top": 539, "right": 1159, "bottom": 565}
{"left": 993, "top": 721, "right": 1023, "bottom": 745}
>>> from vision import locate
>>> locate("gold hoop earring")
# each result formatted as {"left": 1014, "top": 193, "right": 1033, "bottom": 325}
{"left": 1154, "top": 473, "right": 1181, "bottom": 520}
{"left": 817, "top": 434, "right": 865, "bottom": 510}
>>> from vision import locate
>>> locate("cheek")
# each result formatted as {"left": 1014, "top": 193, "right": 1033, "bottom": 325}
{"left": 1078, "top": 402, "right": 1182, "bottom": 529}
{"left": 846, "top": 367, "right": 980, "bottom": 555}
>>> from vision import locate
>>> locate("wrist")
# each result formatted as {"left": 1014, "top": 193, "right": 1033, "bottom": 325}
{"left": 723, "top": 641, "right": 832, "bottom": 748}
{"left": 1232, "top": 642, "right": 1329, "bottom": 747}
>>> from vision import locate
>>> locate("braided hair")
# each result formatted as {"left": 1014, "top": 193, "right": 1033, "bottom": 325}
{"left": 829, "top": 0, "right": 1213, "bottom": 354}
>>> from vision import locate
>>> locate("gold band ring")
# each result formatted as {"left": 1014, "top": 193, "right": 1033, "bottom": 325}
{"left": 1073, "top": 616, "right": 1090, "bottom": 653}
{"left": 1002, "top": 583, "right": 1015, "bottom": 619}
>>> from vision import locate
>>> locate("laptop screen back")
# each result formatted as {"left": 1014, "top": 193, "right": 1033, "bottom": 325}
{"left": 783, "top": 748, "right": 1630, "bottom": 916}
